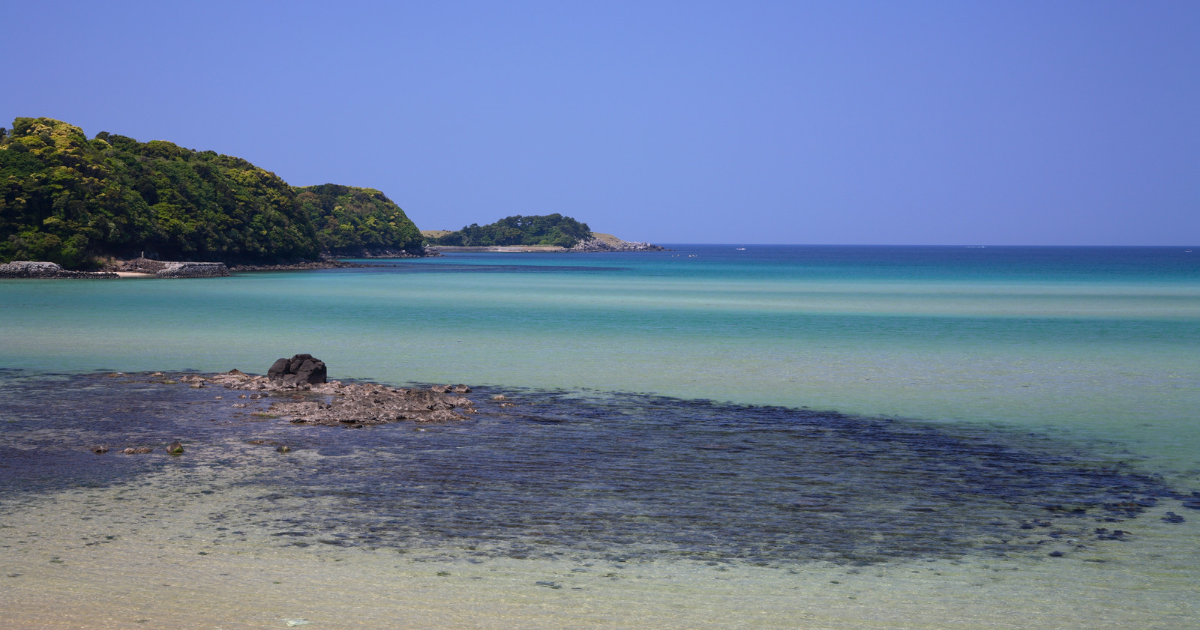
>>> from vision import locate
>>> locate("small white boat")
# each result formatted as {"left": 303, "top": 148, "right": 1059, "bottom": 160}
{"left": 735, "top": 247, "right": 746, "bottom": 251}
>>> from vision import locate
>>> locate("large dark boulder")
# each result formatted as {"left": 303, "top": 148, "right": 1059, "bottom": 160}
{"left": 268, "top": 354, "right": 327, "bottom": 386}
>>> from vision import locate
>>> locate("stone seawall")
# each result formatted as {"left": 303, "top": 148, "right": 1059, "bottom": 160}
{"left": 155, "top": 262, "right": 230, "bottom": 278}
{"left": 1, "top": 259, "right": 229, "bottom": 279}
{"left": 0, "top": 261, "right": 118, "bottom": 279}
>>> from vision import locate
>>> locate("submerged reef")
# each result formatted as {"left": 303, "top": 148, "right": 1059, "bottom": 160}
{"left": 0, "top": 369, "right": 1194, "bottom": 568}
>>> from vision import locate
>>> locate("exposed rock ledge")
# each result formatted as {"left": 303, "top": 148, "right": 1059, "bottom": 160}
{"left": 571, "top": 237, "right": 664, "bottom": 252}
{"left": 195, "top": 370, "right": 475, "bottom": 426}
{"left": 0, "top": 261, "right": 117, "bottom": 279}
{"left": 228, "top": 260, "right": 368, "bottom": 272}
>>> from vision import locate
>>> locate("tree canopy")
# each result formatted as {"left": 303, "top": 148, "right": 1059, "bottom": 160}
{"left": 429, "top": 214, "right": 592, "bottom": 247}
{"left": 295, "top": 184, "right": 422, "bottom": 256}
{"left": 0, "top": 117, "right": 421, "bottom": 267}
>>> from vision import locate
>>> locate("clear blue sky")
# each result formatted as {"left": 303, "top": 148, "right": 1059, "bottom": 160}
{"left": 3, "top": 1, "right": 1197, "bottom": 245}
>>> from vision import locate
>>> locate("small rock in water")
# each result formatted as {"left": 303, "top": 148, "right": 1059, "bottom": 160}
{"left": 167, "top": 441, "right": 184, "bottom": 455}
{"left": 1048, "top": 551, "right": 1064, "bottom": 558}
{"left": 276, "top": 445, "right": 291, "bottom": 453}
{"left": 92, "top": 446, "right": 109, "bottom": 454}
{"left": 491, "top": 394, "right": 507, "bottom": 401}
{"left": 1162, "top": 512, "right": 1185, "bottom": 523}
{"left": 268, "top": 353, "right": 327, "bottom": 386}
{"left": 122, "top": 447, "right": 153, "bottom": 455}
{"left": 452, "top": 384, "right": 471, "bottom": 393}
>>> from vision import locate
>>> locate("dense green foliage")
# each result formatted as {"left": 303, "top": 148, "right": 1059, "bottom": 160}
{"left": 0, "top": 118, "right": 421, "bottom": 267}
{"left": 429, "top": 214, "right": 592, "bottom": 247}
{"left": 295, "top": 184, "right": 422, "bottom": 256}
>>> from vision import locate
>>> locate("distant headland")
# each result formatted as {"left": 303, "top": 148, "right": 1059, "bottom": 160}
{"left": 0, "top": 117, "right": 661, "bottom": 272}
{"left": 422, "top": 215, "right": 663, "bottom": 253}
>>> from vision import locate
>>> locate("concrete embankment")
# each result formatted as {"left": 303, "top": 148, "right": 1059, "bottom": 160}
{"left": 153, "top": 262, "right": 230, "bottom": 278}
{"left": 112, "top": 258, "right": 230, "bottom": 278}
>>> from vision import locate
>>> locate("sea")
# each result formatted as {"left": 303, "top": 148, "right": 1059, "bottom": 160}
{"left": 1, "top": 245, "right": 1198, "bottom": 629}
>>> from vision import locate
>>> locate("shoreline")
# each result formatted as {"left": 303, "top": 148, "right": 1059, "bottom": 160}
{"left": 228, "top": 259, "right": 372, "bottom": 272}
{"left": 427, "top": 244, "right": 668, "bottom": 253}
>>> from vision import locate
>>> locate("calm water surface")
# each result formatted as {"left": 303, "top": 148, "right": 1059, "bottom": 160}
{"left": 1, "top": 245, "right": 1198, "bottom": 628}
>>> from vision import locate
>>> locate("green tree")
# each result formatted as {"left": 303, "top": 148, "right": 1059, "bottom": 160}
{"left": 430, "top": 213, "right": 592, "bottom": 247}
{"left": 294, "top": 184, "right": 422, "bottom": 256}
{"left": 0, "top": 118, "right": 424, "bottom": 268}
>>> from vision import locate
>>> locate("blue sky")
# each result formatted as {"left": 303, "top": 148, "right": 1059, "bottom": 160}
{"left": 3, "top": 1, "right": 1197, "bottom": 244}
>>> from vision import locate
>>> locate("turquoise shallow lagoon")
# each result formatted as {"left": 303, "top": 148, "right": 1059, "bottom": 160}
{"left": 2, "top": 245, "right": 1199, "bottom": 628}
{"left": 3, "top": 245, "right": 1198, "bottom": 469}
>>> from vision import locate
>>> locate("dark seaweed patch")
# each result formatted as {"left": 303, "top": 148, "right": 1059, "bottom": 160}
{"left": 0, "top": 372, "right": 1193, "bottom": 566}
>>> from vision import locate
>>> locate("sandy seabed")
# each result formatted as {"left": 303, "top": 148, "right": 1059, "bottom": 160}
{"left": 3, "top": 461, "right": 1198, "bottom": 630}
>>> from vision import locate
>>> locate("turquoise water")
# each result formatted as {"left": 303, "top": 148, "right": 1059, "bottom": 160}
{"left": 2, "top": 246, "right": 1198, "bottom": 471}
{"left": 2, "top": 245, "right": 1199, "bottom": 628}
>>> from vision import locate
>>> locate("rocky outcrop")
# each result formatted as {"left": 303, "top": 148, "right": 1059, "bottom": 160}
{"left": 0, "top": 261, "right": 118, "bottom": 279}
{"left": 571, "top": 237, "right": 664, "bottom": 252}
{"left": 279, "top": 382, "right": 475, "bottom": 425}
{"left": 154, "top": 262, "right": 230, "bottom": 278}
{"left": 197, "top": 368, "right": 475, "bottom": 425}
{"left": 229, "top": 260, "right": 369, "bottom": 271}
{"left": 268, "top": 354, "right": 327, "bottom": 386}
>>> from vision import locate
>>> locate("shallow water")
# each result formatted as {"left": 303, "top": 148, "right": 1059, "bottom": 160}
{"left": 3, "top": 372, "right": 1191, "bottom": 564}
{"left": 2, "top": 245, "right": 1199, "bottom": 627}
{"left": 1, "top": 246, "right": 1197, "bottom": 471}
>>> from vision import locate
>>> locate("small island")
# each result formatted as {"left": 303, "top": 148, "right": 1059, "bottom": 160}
{"left": 424, "top": 214, "right": 663, "bottom": 252}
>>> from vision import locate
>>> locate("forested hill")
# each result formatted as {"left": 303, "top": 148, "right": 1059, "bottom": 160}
{"left": 295, "top": 185, "right": 421, "bottom": 257}
{"left": 0, "top": 117, "right": 422, "bottom": 268}
{"left": 428, "top": 214, "right": 592, "bottom": 247}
